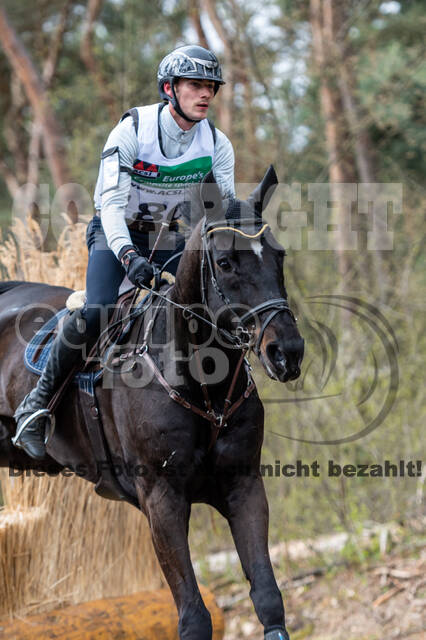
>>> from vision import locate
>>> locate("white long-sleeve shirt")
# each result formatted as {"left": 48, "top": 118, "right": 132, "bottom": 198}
{"left": 95, "top": 104, "right": 235, "bottom": 258}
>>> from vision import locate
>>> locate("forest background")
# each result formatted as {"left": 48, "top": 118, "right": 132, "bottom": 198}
{"left": 0, "top": 0, "right": 424, "bottom": 579}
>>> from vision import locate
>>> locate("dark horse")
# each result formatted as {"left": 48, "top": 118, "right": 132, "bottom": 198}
{"left": 0, "top": 168, "right": 304, "bottom": 640}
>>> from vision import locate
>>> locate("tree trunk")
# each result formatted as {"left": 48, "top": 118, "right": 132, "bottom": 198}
{"left": 202, "top": 0, "right": 234, "bottom": 139}
{"left": 337, "top": 47, "right": 386, "bottom": 295}
{"left": 0, "top": 6, "right": 77, "bottom": 222}
{"left": 310, "top": 0, "right": 356, "bottom": 279}
{"left": 229, "top": 0, "right": 268, "bottom": 181}
{"left": 80, "top": 0, "right": 120, "bottom": 123}
{"left": 337, "top": 53, "right": 376, "bottom": 185}
{"left": 243, "top": 32, "right": 285, "bottom": 175}
{"left": 188, "top": 0, "right": 210, "bottom": 49}
{"left": 4, "top": 74, "right": 28, "bottom": 185}
{"left": 241, "top": 73, "right": 258, "bottom": 182}
{"left": 27, "top": 0, "right": 72, "bottom": 220}
{"left": 0, "top": 160, "right": 21, "bottom": 201}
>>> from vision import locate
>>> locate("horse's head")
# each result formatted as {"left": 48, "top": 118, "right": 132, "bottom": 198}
{"left": 199, "top": 166, "right": 304, "bottom": 382}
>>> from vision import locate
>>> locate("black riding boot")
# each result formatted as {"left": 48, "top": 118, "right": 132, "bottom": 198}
{"left": 13, "top": 310, "right": 88, "bottom": 460}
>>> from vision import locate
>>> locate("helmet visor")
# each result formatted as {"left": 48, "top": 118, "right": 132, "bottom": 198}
{"left": 158, "top": 51, "right": 224, "bottom": 84}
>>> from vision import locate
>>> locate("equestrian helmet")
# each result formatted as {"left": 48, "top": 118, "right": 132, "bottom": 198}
{"left": 157, "top": 45, "right": 225, "bottom": 101}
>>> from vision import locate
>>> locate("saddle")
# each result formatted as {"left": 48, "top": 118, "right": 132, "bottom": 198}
{"left": 23, "top": 286, "right": 149, "bottom": 507}
{"left": 25, "top": 287, "right": 145, "bottom": 377}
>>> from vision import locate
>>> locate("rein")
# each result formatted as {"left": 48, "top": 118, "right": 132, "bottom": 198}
{"left": 109, "top": 286, "right": 255, "bottom": 451}
{"left": 108, "top": 216, "right": 296, "bottom": 450}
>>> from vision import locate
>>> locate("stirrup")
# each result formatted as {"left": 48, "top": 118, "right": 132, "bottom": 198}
{"left": 12, "top": 409, "right": 56, "bottom": 447}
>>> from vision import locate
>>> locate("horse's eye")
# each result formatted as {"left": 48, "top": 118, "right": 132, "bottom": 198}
{"left": 217, "top": 258, "right": 232, "bottom": 272}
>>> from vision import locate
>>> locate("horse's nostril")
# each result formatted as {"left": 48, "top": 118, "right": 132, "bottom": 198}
{"left": 266, "top": 342, "right": 286, "bottom": 367}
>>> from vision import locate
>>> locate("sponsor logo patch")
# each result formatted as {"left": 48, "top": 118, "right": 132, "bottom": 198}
{"left": 132, "top": 160, "right": 160, "bottom": 178}
{"left": 163, "top": 171, "right": 205, "bottom": 183}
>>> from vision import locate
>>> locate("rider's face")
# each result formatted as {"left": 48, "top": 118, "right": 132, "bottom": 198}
{"left": 165, "top": 78, "right": 215, "bottom": 121}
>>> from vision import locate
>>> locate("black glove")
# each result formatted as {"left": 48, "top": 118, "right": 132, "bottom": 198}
{"left": 119, "top": 246, "right": 154, "bottom": 288}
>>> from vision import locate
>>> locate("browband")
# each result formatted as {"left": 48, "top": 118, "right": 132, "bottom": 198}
{"left": 206, "top": 222, "right": 269, "bottom": 239}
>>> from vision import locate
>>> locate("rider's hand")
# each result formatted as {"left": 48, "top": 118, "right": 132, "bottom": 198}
{"left": 119, "top": 246, "right": 154, "bottom": 288}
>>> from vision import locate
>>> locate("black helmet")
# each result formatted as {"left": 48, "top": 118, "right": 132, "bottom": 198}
{"left": 158, "top": 45, "right": 225, "bottom": 123}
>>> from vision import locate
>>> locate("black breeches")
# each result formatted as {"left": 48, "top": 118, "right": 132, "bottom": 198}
{"left": 82, "top": 216, "right": 184, "bottom": 337}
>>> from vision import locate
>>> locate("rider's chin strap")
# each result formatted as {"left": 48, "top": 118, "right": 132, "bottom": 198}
{"left": 168, "top": 78, "right": 202, "bottom": 124}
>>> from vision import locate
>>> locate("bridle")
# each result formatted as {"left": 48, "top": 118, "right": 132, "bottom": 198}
{"left": 108, "top": 215, "right": 297, "bottom": 450}
{"left": 200, "top": 217, "right": 297, "bottom": 355}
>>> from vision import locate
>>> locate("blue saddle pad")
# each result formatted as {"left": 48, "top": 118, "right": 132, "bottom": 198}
{"left": 24, "top": 308, "right": 69, "bottom": 375}
{"left": 24, "top": 308, "right": 103, "bottom": 395}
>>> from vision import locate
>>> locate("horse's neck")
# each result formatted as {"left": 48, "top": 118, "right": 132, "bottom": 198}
{"left": 168, "top": 225, "right": 246, "bottom": 383}
{"left": 168, "top": 222, "right": 209, "bottom": 352}
{"left": 170, "top": 221, "right": 203, "bottom": 306}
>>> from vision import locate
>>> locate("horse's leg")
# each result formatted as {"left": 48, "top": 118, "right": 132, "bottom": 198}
{"left": 219, "top": 474, "right": 290, "bottom": 640}
{"left": 137, "top": 479, "right": 212, "bottom": 640}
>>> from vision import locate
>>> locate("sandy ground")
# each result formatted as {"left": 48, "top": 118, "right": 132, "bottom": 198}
{"left": 212, "top": 552, "right": 425, "bottom": 640}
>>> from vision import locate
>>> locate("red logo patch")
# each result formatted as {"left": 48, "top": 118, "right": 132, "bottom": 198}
{"left": 133, "top": 160, "right": 158, "bottom": 171}
{"left": 132, "top": 160, "right": 160, "bottom": 179}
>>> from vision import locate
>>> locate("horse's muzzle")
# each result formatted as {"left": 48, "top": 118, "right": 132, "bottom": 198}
{"left": 264, "top": 337, "right": 304, "bottom": 382}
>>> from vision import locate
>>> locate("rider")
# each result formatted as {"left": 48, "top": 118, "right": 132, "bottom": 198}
{"left": 13, "top": 44, "right": 235, "bottom": 460}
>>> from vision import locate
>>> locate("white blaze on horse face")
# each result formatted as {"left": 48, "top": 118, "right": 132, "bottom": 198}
{"left": 250, "top": 240, "right": 263, "bottom": 259}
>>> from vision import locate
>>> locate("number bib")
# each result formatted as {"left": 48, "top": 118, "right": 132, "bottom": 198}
{"left": 127, "top": 155, "right": 213, "bottom": 224}
{"left": 124, "top": 104, "right": 215, "bottom": 225}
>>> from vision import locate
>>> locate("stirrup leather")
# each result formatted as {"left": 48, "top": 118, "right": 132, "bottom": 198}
{"left": 12, "top": 409, "right": 56, "bottom": 447}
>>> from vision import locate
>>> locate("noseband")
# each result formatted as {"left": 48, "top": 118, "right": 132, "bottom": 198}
{"left": 200, "top": 219, "right": 297, "bottom": 355}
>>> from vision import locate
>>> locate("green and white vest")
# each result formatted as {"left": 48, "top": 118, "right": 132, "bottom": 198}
{"left": 118, "top": 103, "right": 214, "bottom": 225}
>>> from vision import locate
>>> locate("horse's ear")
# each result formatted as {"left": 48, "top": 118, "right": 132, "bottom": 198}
{"left": 200, "top": 170, "right": 223, "bottom": 220}
{"left": 247, "top": 165, "right": 278, "bottom": 217}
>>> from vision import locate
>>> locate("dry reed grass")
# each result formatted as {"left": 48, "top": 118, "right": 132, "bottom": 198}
{"left": 0, "top": 472, "right": 163, "bottom": 620}
{"left": 0, "top": 216, "right": 163, "bottom": 620}
{"left": 0, "top": 506, "right": 47, "bottom": 617}
{"left": 0, "top": 214, "right": 88, "bottom": 289}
